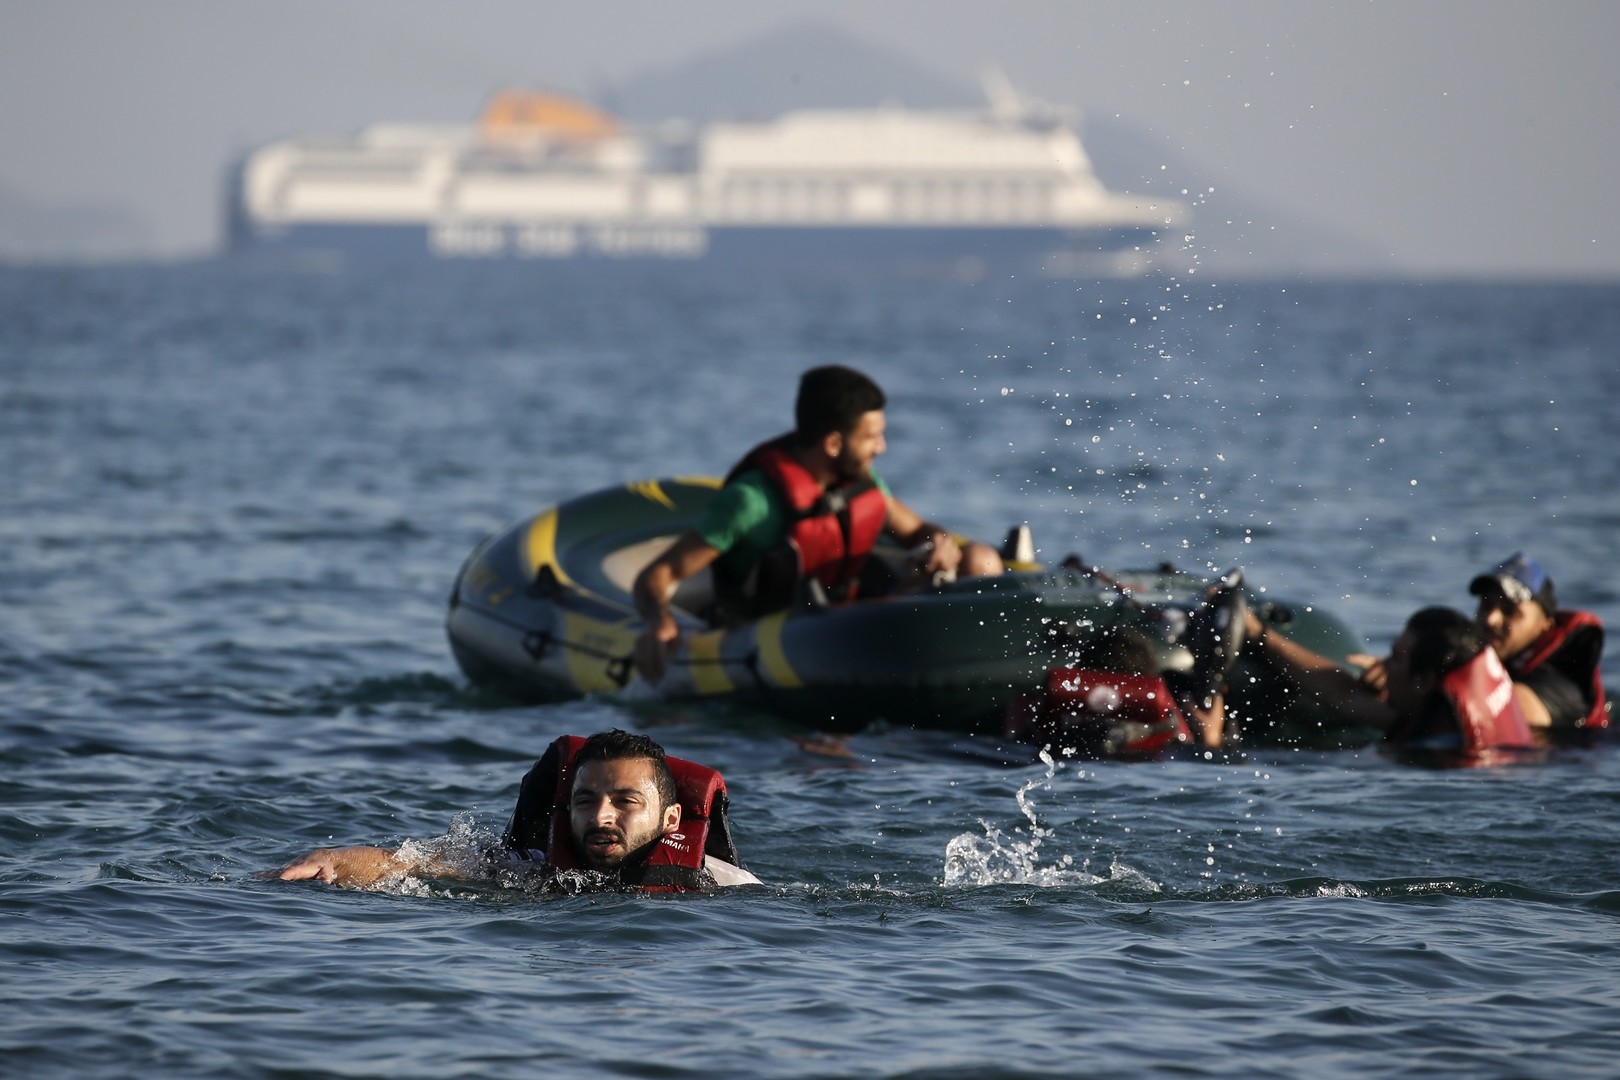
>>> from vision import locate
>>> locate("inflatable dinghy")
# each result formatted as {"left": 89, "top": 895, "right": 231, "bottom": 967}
{"left": 446, "top": 478, "right": 1367, "bottom": 745}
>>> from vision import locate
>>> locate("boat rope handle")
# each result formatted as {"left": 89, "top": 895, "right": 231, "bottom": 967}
{"left": 478, "top": 604, "right": 776, "bottom": 686}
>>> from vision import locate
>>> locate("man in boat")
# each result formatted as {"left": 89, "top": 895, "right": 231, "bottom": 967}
{"left": 632, "top": 364, "right": 1004, "bottom": 682}
{"left": 265, "top": 729, "right": 760, "bottom": 891}
{"left": 1244, "top": 605, "right": 1542, "bottom": 758}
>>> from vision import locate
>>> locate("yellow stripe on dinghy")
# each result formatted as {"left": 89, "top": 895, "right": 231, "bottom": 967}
{"left": 625, "top": 475, "right": 723, "bottom": 511}
{"left": 753, "top": 612, "right": 804, "bottom": 689}
{"left": 522, "top": 509, "right": 574, "bottom": 586}
{"left": 625, "top": 479, "right": 676, "bottom": 510}
{"left": 686, "top": 630, "right": 734, "bottom": 695}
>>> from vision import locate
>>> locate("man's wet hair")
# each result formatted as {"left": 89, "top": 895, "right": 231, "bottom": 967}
{"left": 1070, "top": 625, "right": 1160, "bottom": 676}
{"left": 1403, "top": 607, "right": 1487, "bottom": 680}
{"left": 795, "top": 365, "right": 885, "bottom": 444}
{"left": 573, "top": 729, "right": 678, "bottom": 810}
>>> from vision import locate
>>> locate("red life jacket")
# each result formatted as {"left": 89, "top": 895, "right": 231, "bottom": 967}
{"left": 503, "top": 735, "right": 740, "bottom": 893}
{"left": 1439, "top": 646, "right": 1536, "bottom": 756}
{"left": 1005, "top": 668, "right": 1192, "bottom": 761}
{"left": 1510, "top": 609, "right": 1608, "bottom": 733}
{"left": 729, "top": 435, "right": 888, "bottom": 598}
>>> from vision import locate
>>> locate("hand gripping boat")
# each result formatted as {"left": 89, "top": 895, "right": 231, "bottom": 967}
{"left": 446, "top": 478, "right": 1367, "bottom": 746}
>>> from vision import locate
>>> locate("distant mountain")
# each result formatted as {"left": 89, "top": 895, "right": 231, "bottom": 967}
{"left": 607, "top": 21, "right": 1390, "bottom": 275}
{"left": 608, "top": 21, "right": 980, "bottom": 122}
{"left": 1079, "top": 115, "right": 1394, "bottom": 275}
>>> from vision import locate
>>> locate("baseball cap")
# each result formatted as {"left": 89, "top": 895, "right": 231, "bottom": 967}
{"left": 1468, "top": 552, "right": 1556, "bottom": 612}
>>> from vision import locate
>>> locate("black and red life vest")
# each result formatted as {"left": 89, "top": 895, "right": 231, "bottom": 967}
{"left": 1510, "top": 609, "right": 1608, "bottom": 734}
{"left": 1438, "top": 645, "right": 1536, "bottom": 757}
{"left": 1004, "top": 668, "right": 1193, "bottom": 761}
{"left": 727, "top": 435, "right": 888, "bottom": 599}
{"left": 501, "top": 735, "right": 742, "bottom": 893}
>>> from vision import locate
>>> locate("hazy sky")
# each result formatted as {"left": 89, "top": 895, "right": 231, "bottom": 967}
{"left": 3, "top": 0, "right": 1617, "bottom": 274}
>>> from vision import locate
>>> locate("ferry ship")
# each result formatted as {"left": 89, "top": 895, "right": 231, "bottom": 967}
{"left": 228, "top": 82, "right": 1187, "bottom": 274}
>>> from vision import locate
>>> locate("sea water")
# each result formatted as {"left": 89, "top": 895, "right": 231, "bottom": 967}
{"left": 3, "top": 262, "right": 1618, "bottom": 1078}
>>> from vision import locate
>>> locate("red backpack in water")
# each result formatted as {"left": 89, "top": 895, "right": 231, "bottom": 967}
{"left": 1005, "top": 669, "right": 1192, "bottom": 761}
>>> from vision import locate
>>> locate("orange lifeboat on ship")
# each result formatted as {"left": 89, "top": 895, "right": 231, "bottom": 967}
{"left": 478, "top": 89, "right": 619, "bottom": 142}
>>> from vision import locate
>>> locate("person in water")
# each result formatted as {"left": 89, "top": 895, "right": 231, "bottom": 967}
{"left": 1003, "top": 624, "right": 1229, "bottom": 757}
{"left": 1256, "top": 552, "right": 1606, "bottom": 746}
{"left": 266, "top": 729, "right": 760, "bottom": 891}
{"left": 633, "top": 364, "right": 1004, "bottom": 682}
{"left": 1464, "top": 553, "right": 1606, "bottom": 744}
{"left": 1245, "top": 605, "right": 1537, "bottom": 757}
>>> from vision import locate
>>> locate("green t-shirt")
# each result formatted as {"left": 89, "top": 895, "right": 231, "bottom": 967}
{"left": 696, "top": 468, "right": 891, "bottom": 582}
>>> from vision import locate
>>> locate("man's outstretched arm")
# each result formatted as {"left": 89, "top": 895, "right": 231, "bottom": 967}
{"left": 884, "top": 494, "right": 1005, "bottom": 577}
{"left": 1243, "top": 609, "right": 1397, "bottom": 731}
{"left": 632, "top": 531, "right": 723, "bottom": 682}
{"left": 263, "top": 844, "right": 469, "bottom": 889}
{"left": 263, "top": 845, "right": 415, "bottom": 888}
{"left": 883, "top": 495, "right": 963, "bottom": 575}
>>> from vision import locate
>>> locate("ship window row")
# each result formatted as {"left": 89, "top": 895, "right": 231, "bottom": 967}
{"left": 718, "top": 177, "right": 1056, "bottom": 220}
{"left": 719, "top": 179, "right": 848, "bottom": 219}
{"left": 288, "top": 158, "right": 428, "bottom": 179}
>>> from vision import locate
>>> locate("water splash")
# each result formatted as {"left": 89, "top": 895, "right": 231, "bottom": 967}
{"left": 942, "top": 751, "right": 1160, "bottom": 890}
{"left": 384, "top": 812, "right": 503, "bottom": 895}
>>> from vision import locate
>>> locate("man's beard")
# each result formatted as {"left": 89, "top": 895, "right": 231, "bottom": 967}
{"left": 833, "top": 449, "right": 870, "bottom": 482}
{"left": 577, "top": 826, "right": 662, "bottom": 872}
